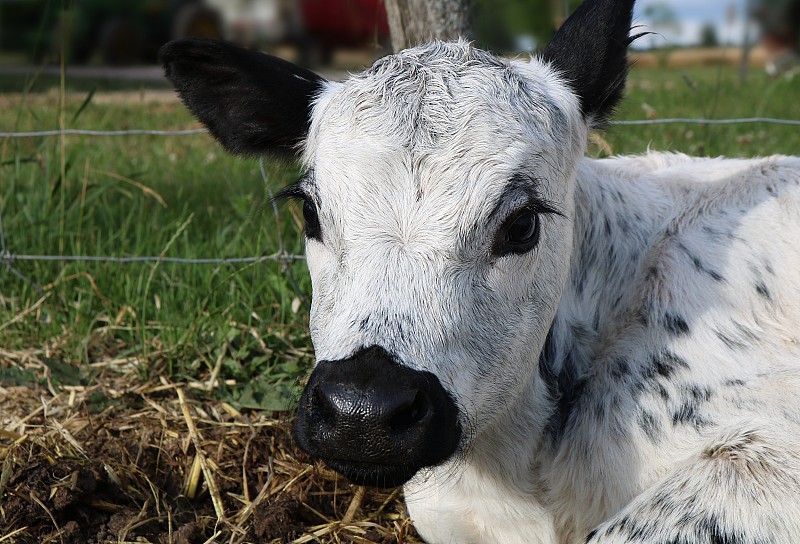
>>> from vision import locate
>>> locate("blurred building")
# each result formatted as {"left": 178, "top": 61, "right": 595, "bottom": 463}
{"left": 0, "top": 0, "right": 389, "bottom": 66}
{"left": 752, "top": 0, "right": 800, "bottom": 74}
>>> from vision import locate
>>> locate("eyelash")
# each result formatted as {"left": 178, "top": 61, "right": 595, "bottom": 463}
{"left": 491, "top": 198, "right": 562, "bottom": 257}
{"left": 301, "top": 197, "right": 322, "bottom": 241}
{"left": 274, "top": 183, "right": 322, "bottom": 241}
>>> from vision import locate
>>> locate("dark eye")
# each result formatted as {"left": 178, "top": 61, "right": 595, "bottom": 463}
{"left": 302, "top": 198, "right": 321, "bottom": 241}
{"left": 494, "top": 209, "right": 540, "bottom": 256}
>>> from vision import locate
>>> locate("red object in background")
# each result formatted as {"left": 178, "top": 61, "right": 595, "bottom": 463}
{"left": 300, "top": 0, "right": 390, "bottom": 48}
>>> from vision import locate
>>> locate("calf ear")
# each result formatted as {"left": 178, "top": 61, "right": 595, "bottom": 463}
{"left": 159, "top": 38, "right": 326, "bottom": 157}
{"left": 540, "top": 0, "right": 637, "bottom": 125}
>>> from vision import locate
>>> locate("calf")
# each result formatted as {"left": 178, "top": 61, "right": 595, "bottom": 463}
{"left": 160, "top": 0, "right": 800, "bottom": 541}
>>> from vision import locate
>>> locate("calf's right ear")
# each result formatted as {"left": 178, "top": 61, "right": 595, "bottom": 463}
{"left": 540, "top": 0, "right": 637, "bottom": 126}
{"left": 159, "top": 38, "right": 326, "bottom": 157}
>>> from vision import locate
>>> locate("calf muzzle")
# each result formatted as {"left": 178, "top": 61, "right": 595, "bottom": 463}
{"left": 293, "top": 346, "right": 461, "bottom": 488}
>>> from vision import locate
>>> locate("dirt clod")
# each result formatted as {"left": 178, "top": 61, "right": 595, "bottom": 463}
{"left": 254, "top": 496, "right": 305, "bottom": 541}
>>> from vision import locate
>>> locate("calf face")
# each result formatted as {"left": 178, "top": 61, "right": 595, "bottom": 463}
{"left": 160, "top": 0, "right": 636, "bottom": 488}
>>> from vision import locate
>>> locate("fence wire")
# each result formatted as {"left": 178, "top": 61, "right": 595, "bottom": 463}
{"left": 611, "top": 117, "right": 800, "bottom": 126}
{"left": 0, "top": 128, "right": 209, "bottom": 138}
{"left": 2, "top": 115, "right": 799, "bottom": 295}
{"left": 3, "top": 117, "right": 800, "bottom": 140}
{"left": 0, "top": 153, "right": 306, "bottom": 299}
{"left": 4, "top": 254, "right": 305, "bottom": 264}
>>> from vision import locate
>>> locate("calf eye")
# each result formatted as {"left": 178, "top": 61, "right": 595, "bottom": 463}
{"left": 494, "top": 209, "right": 540, "bottom": 256}
{"left": 303, "top": 199, "right": 321, "bottom": 240}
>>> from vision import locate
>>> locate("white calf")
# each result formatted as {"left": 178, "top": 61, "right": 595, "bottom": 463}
{"left": 160, "top": 0, "right": 800, "bottom": 541}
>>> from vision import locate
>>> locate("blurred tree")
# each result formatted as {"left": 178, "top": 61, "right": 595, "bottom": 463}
{"left": 383, "top": 0, "right": 472, "bottom": 51}
{"left": 384, "top": 0, "right": 582, "bottom": 54}
{"left": 699, "top": 22, "right": 720, "bottom": 47}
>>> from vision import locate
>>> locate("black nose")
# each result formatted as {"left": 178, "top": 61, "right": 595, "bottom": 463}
{"left": 293, "top": 346, "right": 461, "bottom": 488}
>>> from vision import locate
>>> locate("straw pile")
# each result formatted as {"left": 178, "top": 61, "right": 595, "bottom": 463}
{"left": 0, "top": 348, "right": 422, "bottom": 543}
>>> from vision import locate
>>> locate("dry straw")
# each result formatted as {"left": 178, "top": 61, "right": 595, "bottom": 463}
{"left": 0, "top": 348, "right": 422, "bottom": 543}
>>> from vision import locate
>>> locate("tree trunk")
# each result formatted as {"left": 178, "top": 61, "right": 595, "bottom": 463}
{"left": 383, "top": 0, "right": 472, "bottom": 52}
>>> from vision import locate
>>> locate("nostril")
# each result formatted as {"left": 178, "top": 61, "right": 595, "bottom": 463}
{"left": 389, "top": 391, "right": 430, "bottom": 433}
{"left": 313, "top": 384, "right": 337, "bottom": 427}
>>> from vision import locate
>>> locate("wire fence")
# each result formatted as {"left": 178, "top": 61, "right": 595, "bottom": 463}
{"left": 3, "top": 117, "right": 800, "bottom": 140}
{"left": 0, "top": 150, "right": 307, "bottom": 297}
{"left": 0, "top": 128, "right": 209, "bottom": 138}
{"left": 2, "top": 114, "right": 800, "bottom": 295}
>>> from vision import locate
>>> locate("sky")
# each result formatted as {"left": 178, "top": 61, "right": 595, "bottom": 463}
{"left": 634, "top": 0, "right": 753, "bottom": 46}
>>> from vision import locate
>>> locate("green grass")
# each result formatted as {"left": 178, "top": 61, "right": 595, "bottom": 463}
{"left": 601, "top": 66, "right": 800, "bottom": 157}
{"left": 1, "top": 92, "right": 311, "bottom": 410}
{"left": 1, "top": 65, "right": 799, "bottom": 408}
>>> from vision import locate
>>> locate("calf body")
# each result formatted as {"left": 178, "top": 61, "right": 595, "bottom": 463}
{"left": 404, "top": 152, "right": 800, "bottom": 543}
{"left": 160, "top": 0, "right": 800, "bottom": 540}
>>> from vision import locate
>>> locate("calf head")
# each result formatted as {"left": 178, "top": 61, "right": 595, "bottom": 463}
{"left": 160, "top": 0, "right": 636, "bottom": 488}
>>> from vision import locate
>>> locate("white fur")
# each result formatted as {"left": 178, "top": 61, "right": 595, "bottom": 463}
{"left": 298, "top": 42, "right": 800, "bottom": 543}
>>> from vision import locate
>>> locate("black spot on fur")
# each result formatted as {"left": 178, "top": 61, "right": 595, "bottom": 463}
{"left": 645, "top": 350, "right": 690, "bottom": 380}
{"left": 755, "top": 282, "right": 771, "bottom": 300}
{"left": 682, "top": 243, "right": 725, "bottom": 282}
{"left": 663, "top": 313, "right": 690, "bottom": 336}
{"left": 584, "top": 528, "right": 598, "bottom": 543}
{"left": 732, "top": 320, "right": 759, "bottom": 343}
{"left": 672, "top": 385, "right": 713, "bottom": 430}
{"left": 687, "top": 384, "right": 713, "bottom": 403}
{"left": 697, "top": 514, "right": 754, "bottom": 544}
{"left": 638, "top": 409, "right": 661, "bottom": 441}
{"left": 716, "top": 320, "right": 760, "bottom": 351}
{"left": 539, "top": 331, "right": 586, "bottom": 442}
{"left": 672, "top": 401, "right": 710, "bottom": 429}
{"left": 716, "top": 329, "right": 748, "bottom": 350}
{"left": 604, "top": 504, "right": 763, "bottom": 544}
{"left": 610, "top": 357, "right": 630, "bottom": 380}
{"left": 724, "top": 379, "right": 746, "bottom": 387}
{"left": 604, "top": 515, "right": 653, "bottom": 541}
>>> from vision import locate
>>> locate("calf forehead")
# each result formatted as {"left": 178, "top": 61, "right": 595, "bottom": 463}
{"left": 301, "top": 43, "right": 586, "bottom": 265}
{"left": 305, "top": 42, "right": 578, "bottom": 197}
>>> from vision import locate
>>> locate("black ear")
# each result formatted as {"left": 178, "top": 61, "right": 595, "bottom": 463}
{"left": 159, "top": 38, "right": 327, "bottom": 157}
{"left": 540, "top": 0, "right": 637, "bottom": 125}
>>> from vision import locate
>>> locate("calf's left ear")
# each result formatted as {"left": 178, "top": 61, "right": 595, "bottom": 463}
{"left": 159, "top": 38, "right": 326, "bottom": 157}
{"left": 540, "top": 0, "right": 638, "bottom": 126}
